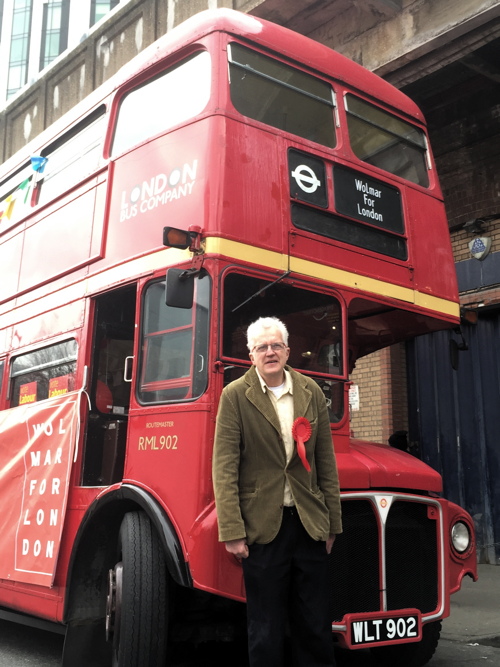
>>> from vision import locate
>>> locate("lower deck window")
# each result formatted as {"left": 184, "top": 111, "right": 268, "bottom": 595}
{"left": 10, "top": 340, "right": 77, "bottom": 407}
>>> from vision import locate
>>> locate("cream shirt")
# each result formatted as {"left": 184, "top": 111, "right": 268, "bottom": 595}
{"left": 256, "top": 368, "right": 295, "bottom": 506}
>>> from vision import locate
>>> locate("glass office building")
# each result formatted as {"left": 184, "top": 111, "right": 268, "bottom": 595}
{"left": 0, "top": 0, "right": 121, "bottom": 104}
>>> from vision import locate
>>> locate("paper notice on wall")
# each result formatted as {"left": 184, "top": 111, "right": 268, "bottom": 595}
{"left": 349, "top": 384, "right": 360, "bottom": 411}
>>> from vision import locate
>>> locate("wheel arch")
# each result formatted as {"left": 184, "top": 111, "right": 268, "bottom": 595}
{"left": 64, "top": 484, "right": 192, "bottom": 624}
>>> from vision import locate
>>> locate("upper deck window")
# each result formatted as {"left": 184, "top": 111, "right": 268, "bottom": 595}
{"left": 0, "top": 106, "right": 105, "bottom": 228}
{"left": 0, "top": 160, "right": 33, "bottom": 230}
{"left": 37, "top": 106, "right": 106, "bottom": 206}
{"left": 345, "top": 94, "right": 429, "bottom": 187}
{"left": 228, "top": 43, "right": 336, "bottom": 148}
{"left": 112, "top": 51, "right": 211, "bottom": 156}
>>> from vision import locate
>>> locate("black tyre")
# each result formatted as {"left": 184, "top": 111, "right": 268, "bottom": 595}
{"left": 107, "top": 511, "right": 168, "bottom": 667}
{"left": 370, "top": 620, "right": 441, "bottom": 667}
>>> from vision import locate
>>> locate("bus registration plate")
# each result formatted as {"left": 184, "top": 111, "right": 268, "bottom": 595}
{"left": 346, "top": 610, "right": 421, "bottom": 648}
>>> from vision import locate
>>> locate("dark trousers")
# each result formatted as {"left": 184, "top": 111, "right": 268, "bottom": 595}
{"left": 242, "top": 506, "right": 335, "bottom": 667}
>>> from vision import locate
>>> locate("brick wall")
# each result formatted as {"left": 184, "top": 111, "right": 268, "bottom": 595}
{"left": 426, "top": 73, "right": 500, "bottom": 258}
{"left": 350, "top": 350, "right": 383, "bottom": 442}
{"left": 452, "top": 220, "right": 500, "bottom": 263}
{"left": 350, "top": 342, "right": 408, "bottom": 444}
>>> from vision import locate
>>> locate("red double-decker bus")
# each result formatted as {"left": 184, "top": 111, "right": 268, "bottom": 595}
{"left": 0, "top": 9, "right": 476, "bottom": 666}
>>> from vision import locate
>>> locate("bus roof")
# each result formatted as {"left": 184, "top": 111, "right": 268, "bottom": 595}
{"left": 117, "top": 9, "right": 425, "bottom": 122}
{"left": 1, "top": 8, "right": 424, "bottom": 181}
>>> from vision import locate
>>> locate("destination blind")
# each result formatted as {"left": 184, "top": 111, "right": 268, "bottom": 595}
{"left": 333, "top": 164, "right": 403, "bottom": 234}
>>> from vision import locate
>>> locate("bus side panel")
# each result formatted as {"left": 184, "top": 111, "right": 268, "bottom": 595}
{"left": 124, "top": 407, "right": 214, "bottom": 565}
{"left": 407, "top": 193, "right": 459, "bottom": 302}
{"left": 8, "top": 302, "right": 85, "bottom": 351}
{"left": 106, "top": 123, "right": 210, "bottom": 265}
{"left": 0, "top": 581, "right": 62, "bottom": 622}
{"left": 214, "top": 116, "right": 284, "bottom": 253}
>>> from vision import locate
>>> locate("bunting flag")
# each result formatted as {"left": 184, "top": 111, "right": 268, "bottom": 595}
{"left": 30, "top": 155, "right": 48, "bottom": 173}
{"left": 0, "top": 156, "right": 48, "bottom": 225}
{"left": 0, "top": 194, "right": 15, "bottom": 222}
{"left": 18, "top": 177, "right": 32, "bottom": 203}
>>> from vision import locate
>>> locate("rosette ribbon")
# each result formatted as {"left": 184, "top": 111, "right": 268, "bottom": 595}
{"left": 292, "top": 417, "right": 312, "bottom": 472}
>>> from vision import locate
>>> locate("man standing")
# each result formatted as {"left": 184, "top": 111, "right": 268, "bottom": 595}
{"left": 213, "top": 316, "right": 342, "bottom": 666}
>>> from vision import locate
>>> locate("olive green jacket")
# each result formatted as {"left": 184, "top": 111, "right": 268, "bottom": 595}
{"left": 212, "top": 365, "right": 342, "bottom": 545}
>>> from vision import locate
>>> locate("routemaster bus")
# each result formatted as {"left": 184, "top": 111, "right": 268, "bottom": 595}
{"left": 0, "top": 8, "right": 476, "bottom": 667}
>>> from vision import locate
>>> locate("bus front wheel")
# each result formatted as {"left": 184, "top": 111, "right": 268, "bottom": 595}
{"left": 370, "top": 620, "right": 441, "bottom": 667}
{"left": 106, "top": 511, "right": 168, "bottom": 666}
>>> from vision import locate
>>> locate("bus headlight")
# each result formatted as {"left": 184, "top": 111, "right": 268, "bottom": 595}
{"left": 451, "top": 521, "right": 471, "bottom": 554}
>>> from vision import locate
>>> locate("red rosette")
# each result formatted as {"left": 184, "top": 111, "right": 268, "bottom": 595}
{"left": 292, "top": 417, "right": 312, "bottom": 472}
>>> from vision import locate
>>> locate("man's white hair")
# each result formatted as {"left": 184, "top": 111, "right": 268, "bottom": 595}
{"left": 247, "top": 317, "right": 289, "bottom": 350}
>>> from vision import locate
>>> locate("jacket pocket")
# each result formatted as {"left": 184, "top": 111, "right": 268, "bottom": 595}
{"left": 239, "top": 487, "right": 257, "bottom": 501}
{"left": 311, "top": 487, "right": 326, "bottom": 505}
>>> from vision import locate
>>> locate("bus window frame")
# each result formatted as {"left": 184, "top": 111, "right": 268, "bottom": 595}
{"left": 218, "top": 267, "right": 347, "bottom": 379}
{"left": 0, "top": 358, "right": 5, "bottom": 407}
{"left": 136, "top": 270, "right": 211, "bottom": 406}
{"left": 224, "top": 37, "right": 432, "bottom": 192}
{"left": 343, "top": 92, "right": 431, "bottom": 188}
{"left": 227, "top": 40, "right": 337, "bottom": 149}
{"left": 218, "top": 267, "right": 348, "bottom": 425}
{"left": 0, "top": 161, "right": 34, "bottom": 232}
{"left": 139, "top": 324, "right": 195, "bottom": 400}
{"left": 9, "top": 338, "right": 78, "bottom": 408}
{"left": 110, "top": 48, "right": 212, "bottom": 158}
{"left": 35, "top": 105, "right": 107, "bottom": 208}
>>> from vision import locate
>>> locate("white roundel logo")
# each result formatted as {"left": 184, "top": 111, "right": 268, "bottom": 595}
{"left": 291, "top": 164, "right": 321, "bottom": 194}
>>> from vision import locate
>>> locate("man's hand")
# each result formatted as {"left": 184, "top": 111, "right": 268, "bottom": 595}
{"left": 326, "top": 534, "right": 336, "bottom": 555}
{"left": 225, "top": 538, "right": 249, "bottom": 559}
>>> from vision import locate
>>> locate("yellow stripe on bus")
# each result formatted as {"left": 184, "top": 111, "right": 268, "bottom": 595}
{"left": 204, "top": 237, "right": 460, "bottom": 319}
{"left": 205, "top": 238, "right": 288, "bottom": 272}
{"left": 1, "top": 239, "right": 458, "bottom": 332}
{"left": 414, "top": 292, "right": 459, "bottom": 318}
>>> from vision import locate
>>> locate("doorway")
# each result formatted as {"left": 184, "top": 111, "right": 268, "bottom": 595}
{"left": 82, "top": 284, "right": 136, "bottom": 486}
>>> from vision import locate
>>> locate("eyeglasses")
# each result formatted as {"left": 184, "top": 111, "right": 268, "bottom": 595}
{"left": 253, "top": 342, "right": 287, "bottom": 354}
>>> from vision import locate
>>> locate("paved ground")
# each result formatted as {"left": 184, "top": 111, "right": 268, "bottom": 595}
{"left": 0, "top": 564, "right": 497, "bottom": 665}
{"left": 442, "top": 563, "right": 499, "bottom": 643}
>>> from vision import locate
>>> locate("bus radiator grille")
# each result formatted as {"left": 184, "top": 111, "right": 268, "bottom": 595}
{"left": 385, "top": 501, "right": 438, "bottom": 613}
{"left": 328, "top": 498, "right": 439, "bottom": 623}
